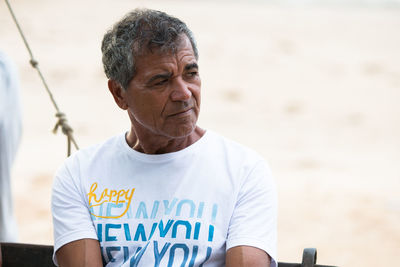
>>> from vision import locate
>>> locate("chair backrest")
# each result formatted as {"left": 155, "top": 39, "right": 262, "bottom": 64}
{"left": 279, "top": 248, "right": 338, "bottom": 267}
{"left": 0, "top": 243, "right": 56, "bottom": 267}
{"left": 0, "top": 243, "right": 338, "bottom": 267}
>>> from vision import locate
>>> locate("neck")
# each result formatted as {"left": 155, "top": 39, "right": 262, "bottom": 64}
{"left": 126, "top": 126, "right": 205, "bottom": 154}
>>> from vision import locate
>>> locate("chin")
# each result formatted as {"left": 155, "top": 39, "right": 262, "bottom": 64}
{"left": 164, "top": 123, "right": 197, "bottom": 139}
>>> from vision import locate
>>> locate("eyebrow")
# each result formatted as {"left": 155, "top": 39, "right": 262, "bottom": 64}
{"left": 146, "top": 63, "right": 199, "bottom": 85}
{"left": 185, "top": 62, "right": 198, "bottom": 71}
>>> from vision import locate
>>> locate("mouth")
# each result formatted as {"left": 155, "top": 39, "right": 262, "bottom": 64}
{"left": 168, "top": 108, "right": 193, "bottom": 117}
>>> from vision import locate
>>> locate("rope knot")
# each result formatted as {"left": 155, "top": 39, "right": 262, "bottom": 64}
{"left": 53, "top": 112, "right": 73, "bottom": 135}
{"left": 29, "top": 59, "right": 38, "bottom": 68}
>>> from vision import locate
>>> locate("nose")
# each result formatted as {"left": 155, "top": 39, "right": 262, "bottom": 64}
{"left": 170, "top": 77, "right": 192, "bottom": 101}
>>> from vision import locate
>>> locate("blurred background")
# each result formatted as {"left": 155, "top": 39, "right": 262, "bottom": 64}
{"left": 1, "top": 0, "right": 399, "bottom": 266}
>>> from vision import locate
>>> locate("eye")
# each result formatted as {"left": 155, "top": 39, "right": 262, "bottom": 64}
{"left": 187, "top": 71, "right": 198, "bottom": 78}
{"left": 154, "top": 78, "right": 168, "bottom": 86}
{"left": 147, "top": 73, "right": 171, "bottom": 88}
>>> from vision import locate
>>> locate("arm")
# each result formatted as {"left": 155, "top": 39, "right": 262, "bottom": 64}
{"left": 56, "top": 239, "right": 102, "bottom": 267}
{"left": 226, "top": 246, "right": 271, "bottom": 267}
{"left": 52, "top": 163, "right": 100, "bottom": 266}
{"left": 226, "top": 160, "right": 278, "bottom": 266}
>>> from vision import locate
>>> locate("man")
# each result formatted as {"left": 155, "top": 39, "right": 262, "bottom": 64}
{"left": 52, "top": 9, "right": 277, "bottom": 267}
{"left": 0, "top": 50, "right": 22, "bottom": 242}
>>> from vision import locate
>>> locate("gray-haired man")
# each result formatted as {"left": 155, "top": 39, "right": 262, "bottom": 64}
{"left": 52, "top": 9, "right": 277, "bottom": 267}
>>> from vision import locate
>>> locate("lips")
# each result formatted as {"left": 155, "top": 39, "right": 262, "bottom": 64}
{"left": 168, "top": 108, "right": 193, "bottom": 117}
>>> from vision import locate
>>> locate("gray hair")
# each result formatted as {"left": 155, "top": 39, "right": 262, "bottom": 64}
{"left": 101, "top": 8, "right": 198, "bottom": 89}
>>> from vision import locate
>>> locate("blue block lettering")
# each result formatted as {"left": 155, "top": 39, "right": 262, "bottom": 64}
{"left": 211, "top": 204, "right": 218, "bottom": 223}
{"left": 105, "top": 224, "right": 121, "bottom": 242}
{"left": 208, "top": 225, "right": 214, "bottom": 242}
{"left": 158, "top": 219, "right": 174, "bottom": 237}
{"left": 106, "top": 246, "right": 120, "bottom": 263}
{"left": 124, "top": 223, "right": 132, "bottom": 241}
{"left": 193, "top": 222, "right": 201, "bottom": 240}
{"left": 163, "top": 198, "right": 178, "bottom": 215}
{"left": 130, "top": 242, "right": 149, "bottom": 267}
{"left": 97, "top": 223, "right": 102, "bottom": 242}
{"left": 172, "top": 220, "right": 192, "bottom": 239}
{"left": 167, "top": 243, "right": 189, "bottom": 267}
{"left": 153, "top": 241, "right": 171, "bottom": 266}
{"left": 188, "top": 245, "right": 199, "bottom": 267}
{"left": 123, "top": 246, "right": 129, "bottom": 263}
{"left": 148, "top": 222, "right": 158, "bottom": 240}
{"left": 197, "top": 202, "right": 204, "bottom": 218}
{"left": 199, "top": 247, "right": 212, "bottom": 267}
{"left": 176, "top": 199, "right": 195, "bottom": 218}
{"left": 135, "top": 202, "right": 148, "bottom": 219}
{"left": 134, "top": 223, "right": 147, "bottom": 241}
{"left": 150, "top": 201, "right": 160, "bottom": 219}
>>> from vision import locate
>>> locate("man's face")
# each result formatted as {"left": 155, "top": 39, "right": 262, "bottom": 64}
{"left": 121, "top": 35, "right": 201, "bottom": 139}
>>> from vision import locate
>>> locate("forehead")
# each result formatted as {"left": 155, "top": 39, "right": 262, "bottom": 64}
{"left": 133, "top": 36, "right": 197, "bottom": 75}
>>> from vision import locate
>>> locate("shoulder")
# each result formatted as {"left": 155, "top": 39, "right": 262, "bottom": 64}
{"left": 70, "top": 133, "right": 124, "bottom": 159}
{"left": 54, "top": 133, "right": 125, "bottom": 178}
{"left": 202, "top": 131, "right": 274, "bottom": 186}
{"left": 205, "top": 130, "right": 267, "bottom": 166}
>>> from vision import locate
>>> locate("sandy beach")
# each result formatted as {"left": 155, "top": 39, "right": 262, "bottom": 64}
{"left": 1, "top": 0, "right": 399, "bottom": 266}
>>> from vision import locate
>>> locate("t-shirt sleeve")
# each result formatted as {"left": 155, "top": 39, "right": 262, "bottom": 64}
{"left": 226, "top": 160, "right": 278, "bottom": 267}
{"left": 51, "top": 161, "right": 98, "bottom": 265}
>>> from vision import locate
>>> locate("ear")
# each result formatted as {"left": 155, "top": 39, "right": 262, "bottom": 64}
{"left": 108, "top": 79, "right": 128, "bottom": 110}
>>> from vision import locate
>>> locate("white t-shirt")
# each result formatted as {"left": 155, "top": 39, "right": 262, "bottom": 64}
{"left": 0, "top": 51, "right": 22, "bottom": 242}
{"left": 52, "top": 131, "right": 277, "bottom": 266}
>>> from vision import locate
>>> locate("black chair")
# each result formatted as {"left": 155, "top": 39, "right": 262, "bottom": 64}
{"left": 0, "top": 243, "right": 337, "bottom": 267}
{"left": 279, "top": 248, "right": 338, "bottom": 267}
{"left": 0, "top": 243, "right": 55, "bottom": 267}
